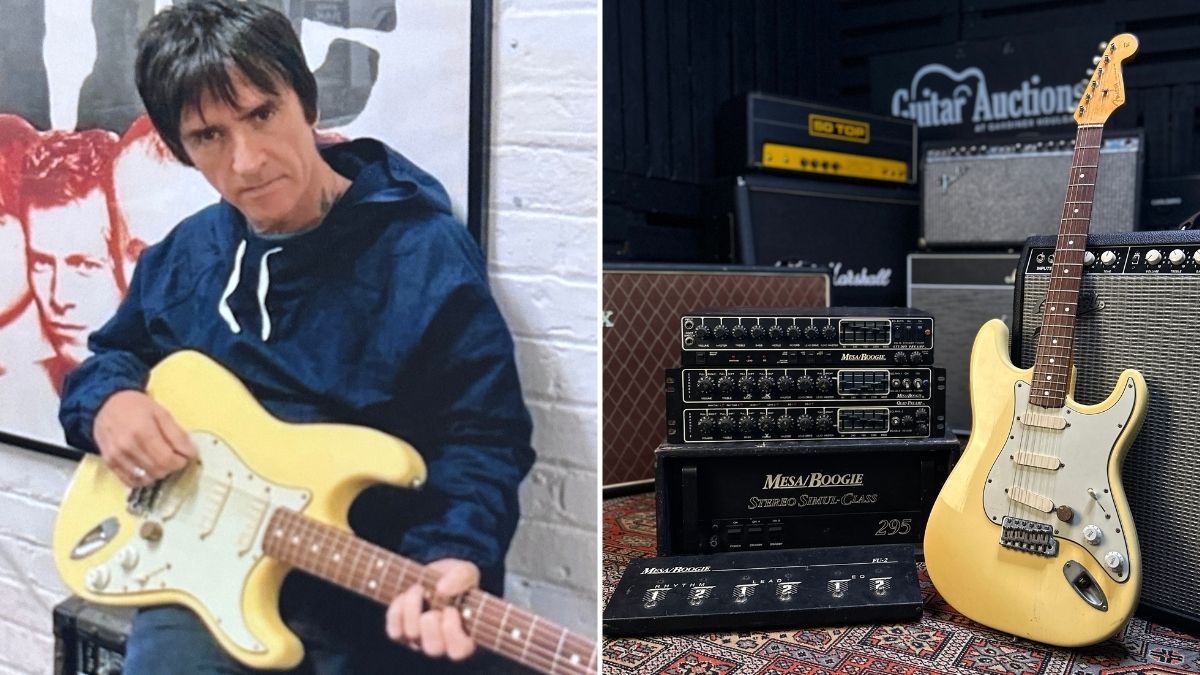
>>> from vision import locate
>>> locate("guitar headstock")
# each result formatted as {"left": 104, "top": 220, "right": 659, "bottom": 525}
{"left": 1074, "top": 33, "right": 1137, "bottom": 126}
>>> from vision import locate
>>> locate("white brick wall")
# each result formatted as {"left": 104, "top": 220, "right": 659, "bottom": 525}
{"left": 489, "top": 0, "right": 598, "bottom": 640}
{"left": 0, "top": 2, "right": 598, "bottom": 672}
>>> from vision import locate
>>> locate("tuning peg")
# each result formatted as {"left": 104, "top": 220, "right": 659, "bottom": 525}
{"left": 1086, "top": 68, "right": 1095, "bottom": 76}
{"left": 1098, "top": 41, "right": 1107, "bottom": 50}
{"left": 1093, "top": 56, "right": 1101, "bottom": 65}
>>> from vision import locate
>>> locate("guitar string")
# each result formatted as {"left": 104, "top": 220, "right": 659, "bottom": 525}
{"left": 273, "top": 509, "right": 595, "bottom": 674}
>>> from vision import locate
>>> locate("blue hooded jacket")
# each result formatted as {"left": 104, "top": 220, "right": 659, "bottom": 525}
{"left": 60, "top": 138, "right": 535, "bottom": 597}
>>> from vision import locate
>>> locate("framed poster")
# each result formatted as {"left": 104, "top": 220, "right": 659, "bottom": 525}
{"left": 0, "top": 0, "right": 491, "bottom": 456}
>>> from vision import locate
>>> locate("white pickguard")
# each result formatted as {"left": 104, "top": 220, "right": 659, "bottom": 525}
{"left": 982, "top": 378, "right": 1138, "bottom": 582}
{"left": 80, "top": 432, "right": 310, "bottom": 654}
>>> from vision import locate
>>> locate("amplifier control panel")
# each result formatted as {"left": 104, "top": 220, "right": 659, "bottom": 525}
{"left": 673, "top": 403, "right": 942, "bottom": 442}
{"left": 674, "top": 367, "right": 941, "bottom": 403}
{"left": 1027, "top": 245, "right": 1200, "bottom": 275}
{"left": 680, "top": 308, "right": 933, "bottom": 366}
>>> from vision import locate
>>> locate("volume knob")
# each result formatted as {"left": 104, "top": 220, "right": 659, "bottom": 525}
{"left": 821, "top": 325, "right": 838, "bottom": 341}
{"left": 1145, "top": 249, "right": 1163, "bottom": 266}
{"left": 1170, "top": 249, "right": 1186, "bottom": 266}
{"left": 1104, "top": 550, "right": 1126, "bottom": 572}
{"left": 1193, "top": 250, "right": 1200, "bottom": 265}
{"left": 716, "top": 376, "right": 735, "bottom": 396}
{"left": 697, "top": 415, "right": 715, "bottom": 435}
{"left": 696, "top": 374, "right": 715, "bottom": 395}
{"left": 1083, "top": 525, "right": 1103, "bottom": 546}
{"left": 1083, "top": 251, "right": 1097, "bottom": 266}
{"left": 815, "top": 375, "right": 834, "bottom": 394}
{"left": 815, "top": 413, "right": 834, "bottom": 432}
{"left": 1100, "top": 250, "right": 1117, "bottom": 267}
{"left": 731, "top": 324, "right": 747, "bottom": 340}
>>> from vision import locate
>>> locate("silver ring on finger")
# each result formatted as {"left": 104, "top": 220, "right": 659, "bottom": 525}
{"left": 132, "top": 466, "right": 148, "bottom": 480}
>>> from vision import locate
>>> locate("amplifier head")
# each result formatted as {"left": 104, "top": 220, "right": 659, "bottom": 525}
{"left": 921, "top": 131, "right": 1142, "bottom": 247}
{"left": 602, "top": 265, "right": 829, "bottom": 489}
{"left": 1013, "top": 229, "right": 1200, "bottom": 631}
{"left": 654, "top": 435, "right": 960, "bottom": 556}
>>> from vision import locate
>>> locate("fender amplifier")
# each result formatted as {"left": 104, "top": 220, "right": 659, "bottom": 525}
{"left": 1014, "top": 230, "right": 1200, "bottom": 632}
{"left": 907, "top": 253, "right": 1021, "bottom": 434}
{"left": 53, "top": 596, "right": 135, "bottom": 675}
{"left": 602, "top": 264, "right": 829, "bottom": 490}
{"left": 921, "top": 131, "right": 1142, "bottom": 247}
{"left": 654, "top": 434, "right": 959, "bottom": 556}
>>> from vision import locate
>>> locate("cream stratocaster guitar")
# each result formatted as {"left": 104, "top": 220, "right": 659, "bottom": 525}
{"left": 924, "top": 34, "right": 1147, "bottom": 648}
{"left": 53, "top": 351, "right": 596, "bottom": 673}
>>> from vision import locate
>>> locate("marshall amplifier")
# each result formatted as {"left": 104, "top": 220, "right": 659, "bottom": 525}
{"left": 726, "top": 173, "right": 918, "bottom": 306}
{"left": 654, "top": 434, "right": 960, "bottom": 556}
{"left": 717, "top": 93, "right": 917, "bottom": 184}
{"left": 920, "top": 131, "right": 1142, "bottom": 247}
{"left": 1014, "top": 230, "right": 1200, "bottom": 632}
{"left": 602, "top": 264, "right": 829, "bottom": 490}
{"left": 53, "top": 596, "right": 135, "bottom": 675}
{"left": 680, "top": 307, "right": 934, "bottom": 367}
{"left": 907, "top": 253, "right": 1021, "bottom": 435}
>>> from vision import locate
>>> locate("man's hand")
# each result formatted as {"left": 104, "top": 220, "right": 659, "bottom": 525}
{"left": 386, "top": 558, "right": 480, "bottom": 661}
{"left": 93, "top": 390, "right": 196, "bottom": 487}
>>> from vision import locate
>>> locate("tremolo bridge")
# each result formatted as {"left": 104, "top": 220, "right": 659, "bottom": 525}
{"left": 1000, "top": 516, "right": 1058, "bottom": 556}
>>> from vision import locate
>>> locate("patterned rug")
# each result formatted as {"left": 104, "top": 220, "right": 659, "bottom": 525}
{"left": 602, "top": 493, "right": 1200, "bottom": 675}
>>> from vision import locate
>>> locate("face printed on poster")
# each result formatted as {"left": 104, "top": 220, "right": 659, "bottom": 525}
{"left": 0, "top": 1, "right": 473, "bottom": 448}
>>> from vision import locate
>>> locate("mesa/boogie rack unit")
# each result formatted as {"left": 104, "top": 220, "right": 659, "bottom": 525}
{"left": 680, "top": 308, "right": 934, "bottom": 366}
{"left": 655, "top": 435, "right": 959, "bottom": 556}
{"left": 666, "top": 400, "right": 945, "bottom": 443}
{"left": 671, "top": 366, "right": 940, "bottom": 403}
{"left": 602, "top": 544, "right": 922, "bottom": 636}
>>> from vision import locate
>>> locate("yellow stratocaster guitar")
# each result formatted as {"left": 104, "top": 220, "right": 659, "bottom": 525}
{"left": 924, "top": 34, "right": 1147, "bottom": 648}
{"left": 53, "top": 351, "right": 596, "bottom": 673}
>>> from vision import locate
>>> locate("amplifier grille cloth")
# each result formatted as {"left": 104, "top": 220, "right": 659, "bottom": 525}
{"left": 602, "top": 270, "right": 828, "bottom": 486}
{"left": 1019, "top": 275, "right": 1200, "bottom": 617}
{"left": 923, "top": 145, "right": 1139, "bottom": 245}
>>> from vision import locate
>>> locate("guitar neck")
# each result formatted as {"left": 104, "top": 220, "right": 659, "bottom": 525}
{"left": 262, "top": 508, "right": 596, "bottom": 674}
{"left": 1028, "top": 124, "right": 1105, "bottom": 409}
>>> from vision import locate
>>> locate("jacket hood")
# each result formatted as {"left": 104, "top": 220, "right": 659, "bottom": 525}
{"left": 212, "top": 138, "right": 453, "bottom": 340}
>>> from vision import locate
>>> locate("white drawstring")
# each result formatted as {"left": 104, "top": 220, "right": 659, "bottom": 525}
{"left": 257, "top": 247, "right": 283, "bottom": 341}
{"left": 218, "top": 239, "right": 247, "bottom": 334}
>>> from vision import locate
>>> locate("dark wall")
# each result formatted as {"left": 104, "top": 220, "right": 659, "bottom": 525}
{"left": 604, "top": 0, "right": 1200, "bottom": 260}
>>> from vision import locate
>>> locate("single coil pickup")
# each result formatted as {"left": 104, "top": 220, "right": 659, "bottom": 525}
{"left": 1000, "top": 516, "right": 1059, "bottom": 556}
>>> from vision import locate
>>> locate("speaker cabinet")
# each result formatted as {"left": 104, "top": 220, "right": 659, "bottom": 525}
{"left": 907, "top": 253, "right": 1021, "bottom": 435}
{"left": 727, "top": 174, "right": 918, "bottom": 307}
{"left": 921, "top": 131, "right": 1142, "bottom": 247}
{"left": 602, "top": 264, "right": 830, "bottom": 489}
{"left": 1014, "top": 230, "right": 1200, "bottom": 631}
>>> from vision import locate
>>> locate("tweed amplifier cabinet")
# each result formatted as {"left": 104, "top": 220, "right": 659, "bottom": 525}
{"left": 921, "top": 131, "right": 1142, "bottom": 247}
{"left": 654, "top": 434, "right": 960, "bottom": 556}
{"left": 907, "top": 253, "right": 1021, "bottom": 435}
{"left": 1014, "top": 230, "right": 1200, "bottom": 631}
{"left": 602, "top": 264, "right": 830, "bottom": 489}
{"left": 728, "top": 173, "right": 919, "bottom": 306}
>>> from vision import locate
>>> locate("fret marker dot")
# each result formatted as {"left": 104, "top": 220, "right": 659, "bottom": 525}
{"left": 274, "top": 530, "right": 283, "bottom": 538}
{"left": 1047, "top": 375, "right": 1052, "bottom": 380}
{"left": 511, "top": 628, "right": 521, "bottom": 639}
{"left": 368, "top": 580, "right": 377, "bottom": 589}
{"left": 1045, "top": 390, "right": 1051, "bottom": 395}
{"left": 463, "top": 608, "right": 473, "bottom": 619}
{"left": 1079, "top": 173, "right": 1084, "bottom": 178}
{"left": 1051, "top": 306, "right": 1056, "bottom": 311}
{"left": 1050, "top": 358, "right": 1055, "bottom": 363}
{"left": 570, "top": 655, "right": 581, "bottom": 665}
{"left": 311, "top": 544, "right": 319, "bottom": 553}
{"left": 333, "top": 554, "right": 341, "bottom": 562}
{"left": 1069, "top": 240, "right": 1074, "bottom": 245}
{"left": 376, "top": 560, "right": 384, "bottom": 569}
{"left": 1053, "top": 339, "right": 1059, "bottom": 345}
{"left": 1074, "top": 209, "right": 1079, "bottom": 214}
{"left": 291, "top": 536, "right": 300, "bottom": 545}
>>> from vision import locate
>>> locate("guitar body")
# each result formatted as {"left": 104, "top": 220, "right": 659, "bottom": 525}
{"left": 924, "top": 320, "right": 1146, "bottom": 646}
{"left": 53, "top": 351, "right": 427, "bottom": 669}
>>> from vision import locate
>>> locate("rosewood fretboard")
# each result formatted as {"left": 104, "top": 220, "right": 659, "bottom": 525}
{"left": 1027, "top": 124, "right": 1105, "bottom": 409}
{"left": 261, "top": 508, "right": 597, "bottom": 674}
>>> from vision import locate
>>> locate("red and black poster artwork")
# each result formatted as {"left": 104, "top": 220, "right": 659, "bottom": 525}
{"left": 1, "top": 1, "right": 476, "bottom": 449}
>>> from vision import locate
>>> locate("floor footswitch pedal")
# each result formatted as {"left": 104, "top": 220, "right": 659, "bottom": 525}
{"left": 603, "top": 544, "right": 922, "bottom": 636}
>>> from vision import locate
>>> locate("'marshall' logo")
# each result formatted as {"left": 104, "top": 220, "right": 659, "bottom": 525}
{"left": 763, "top": 472, "right": 865, "bottom": 489}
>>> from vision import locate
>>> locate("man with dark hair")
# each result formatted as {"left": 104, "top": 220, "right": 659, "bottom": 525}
{"left": 21, "top": 129, "right": 126, "bottom": 393}
{"left": 59, "top": 1, "right": 534, "bottom": 672}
